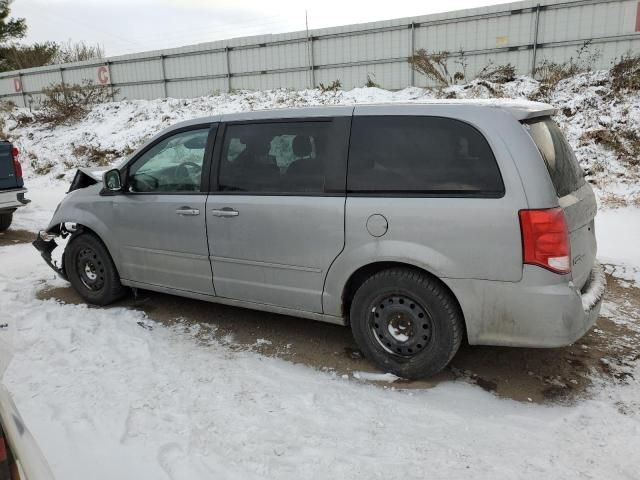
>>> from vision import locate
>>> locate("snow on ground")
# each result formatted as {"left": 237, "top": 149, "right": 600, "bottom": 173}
{"left": 9, "top": 175, "right": 68, "bottom": 232}
{"left": 1, "top": 243, "right": 640, "bottom": 480}
{"left": 597, "top": 207, "right": 640, "bottom": 286}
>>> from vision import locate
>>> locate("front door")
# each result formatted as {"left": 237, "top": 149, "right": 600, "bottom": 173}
{"left": 206, "top": 117, "right": 350, "bottom": 313}
{"left": 112, "top": 125, "right": 216, "bottom": 295}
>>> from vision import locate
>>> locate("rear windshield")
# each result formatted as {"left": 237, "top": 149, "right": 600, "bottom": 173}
{"left": 523, "top": 118, "right": 585, "bottom": 197}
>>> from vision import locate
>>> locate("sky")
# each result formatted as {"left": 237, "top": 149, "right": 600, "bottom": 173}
{"left": 11, "top": 0, "right": 516, "bottom": 57}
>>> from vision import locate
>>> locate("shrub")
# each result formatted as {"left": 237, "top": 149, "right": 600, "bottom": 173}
{"left": 0, "top": 99, "right": 15, "bottom": 112}
{"left": 54, "top": 40, "right": 104, "bottom": 64}
{"left": 0, "top": 40, "right": 104, "bottom": 71}
{"left": 408, "top": 49, "right": 468, "bottom": 87}
{"left": 0, "top": 42, "right": 59, "bottom": 70}
{"left": 8, "top": 110, "right": 32, "bottom": 129}
{"left": 35, "top": 80, "right": 116, "bottom": 125}
{"left": 409, "top": 49, "right": 449, "bottom": 87}
{"left": 0, "top": 99, "right": 15, "bottom": 136}
{"left": 581, "top": 128, "right": 640, "bottom": 166}
{"left": 531, "top": 41, "right": 600, "bottom": 100}
{"left": 71, "top": 143, "right": 133, "bottom": 167}
{"left": 318, "top": 79, "right": 342, "bottom": 92}
{"left": 28, "top": 152, "right": 55, "bottom": 175}
{"left": 535, "top": 41, "right": 600, "bottom": 84}
{"left": 610, "top": 53, "right": 640, "bottom": 93}
{"left": 476, "top": 62, "right": 516, "bottom": 84}
{"left": 365, "top": 73, "right": 380, "bottom": 88}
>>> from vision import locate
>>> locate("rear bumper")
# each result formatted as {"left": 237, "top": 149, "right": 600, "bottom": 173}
{"left": 0, "top": 188, "right": 30, "bottom": 211}
{"left": 446, "top": 262, "right": 606, "bottom": 348}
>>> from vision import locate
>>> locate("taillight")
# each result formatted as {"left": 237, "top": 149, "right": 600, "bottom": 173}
{"left": 11, "top": 147, "right": 22, "bottom": 178}
{"left": 519, "top": 207, "right": 571, "bottom": 274}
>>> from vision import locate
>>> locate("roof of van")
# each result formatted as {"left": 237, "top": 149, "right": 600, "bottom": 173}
{"left": 363, "top": 99, "right": 557, "bottom": 121}
{"left": 169, "top": 99, "right": 555, "bottom": 130}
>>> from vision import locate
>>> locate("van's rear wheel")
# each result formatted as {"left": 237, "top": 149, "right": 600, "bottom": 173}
{"left": 64, "top": 233, "right": 126, "bottom": 305}
{"left": 0, "top": 212, "right": 13, "bottom": 232}
{"left": 349, "top": 268, "right": 463, "bottom": 379}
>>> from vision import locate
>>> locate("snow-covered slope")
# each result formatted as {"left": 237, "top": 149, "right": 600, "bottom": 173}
{"left": 2, "top": 71, "right": 639, "bottom": 205}
{"left": 2, "top": 243, "right": 640, "bottom": 480}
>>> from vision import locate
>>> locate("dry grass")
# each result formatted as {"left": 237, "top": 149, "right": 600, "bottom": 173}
{"left": 35, "top": 81, "right": 116, "bottom": 125}
{"left": 476, "top": 62, "right": 516, "bottom": 84}
{"left": 581, "top": 128, "right": 640, "bottom": 166}
{"left": 409, "top": 49, "right": 463, "bottom": 87}
{"left": 71, "top": 144, "right": 132, "bottom": 167}
{"left": 531, "top": 41, "right": 600, "bottom": 101}
{"left": 318, "top": 79, "right": 342, "bottom": 93}
{"left": 610, "top": 53, "right": 640, "bottom": 94}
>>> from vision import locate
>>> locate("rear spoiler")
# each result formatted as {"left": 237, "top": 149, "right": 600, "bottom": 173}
{"left": 502, "top": 102, "right": 556, "bottom": 121}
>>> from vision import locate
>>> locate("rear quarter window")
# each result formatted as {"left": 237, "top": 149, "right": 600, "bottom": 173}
{"left": 347, "top": 116, "right": 504, "bottom": 196}
{"left": 523, "top": 118, "right": 585, "bottom": 198}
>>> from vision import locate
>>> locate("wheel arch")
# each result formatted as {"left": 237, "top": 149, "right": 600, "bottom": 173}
{"left": 46, "top": 208, "right": 119, "bottom": 262}
{"left": 341, "top": 261, "right": 467, "bottom": 338}
{"left": 55, "top": 220, "right": 122, "bottom": 278}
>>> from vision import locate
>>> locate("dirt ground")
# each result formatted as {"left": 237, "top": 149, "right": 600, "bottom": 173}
{"left": 0, "top": 229, "right": 35, "bottom": 247}
{"left": 36, "top": 272, "right": 640, "bottom": 404}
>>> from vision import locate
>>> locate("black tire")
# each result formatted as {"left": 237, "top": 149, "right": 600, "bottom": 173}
{"left": 64, "top": 233, "right": 127, "bottom": 305}
{"left": 0, "top": 212, "right": 12, "bottom": 232}
{"left": 350, "top": 268, "right": 463, "bottom": 379}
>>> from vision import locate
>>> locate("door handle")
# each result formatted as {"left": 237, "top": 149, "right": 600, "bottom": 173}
{"left": 211, "top": 207, "right": 239, "bottom": 217}
{"left": 175, "top": 207, "right": 200, "bottom": 216}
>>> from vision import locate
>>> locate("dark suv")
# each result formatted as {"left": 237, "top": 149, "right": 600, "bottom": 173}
{"left": 0, "top": 142, "right": 29, "bottom": 232}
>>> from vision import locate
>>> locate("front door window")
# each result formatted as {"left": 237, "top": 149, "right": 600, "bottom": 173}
{"left": 128, "top": 128, "right": 210, "bottom": 192}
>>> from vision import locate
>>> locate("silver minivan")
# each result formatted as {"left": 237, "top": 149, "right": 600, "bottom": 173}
{"left": 34, "top": 101, "right": 605, "bottom": 378}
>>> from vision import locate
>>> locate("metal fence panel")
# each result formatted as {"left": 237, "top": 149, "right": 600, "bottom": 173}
{"left": 0, "top": 0, "right": 637, "bottom": 104}
{"left": 118, "top": 83, "right": 165, "bottom": 101}
{"left": 111, "top": 59, "right": 163, "bottom": 84}
{"left": 231, "top": 70, "right": 308, "bottom": 91}
{"left": 164, "top": 52, "right": 226, "bottom": 80}
{"left": 61, "top": 66, "right": 101, "bottom": 85}
{"left": 22, "top": 71, "right": 61, "bottom": 93}
{"left": 230, "top": 42, "right": 306, "bottom": 73}
{"left": 167, "top": 77, "right": 227, "bottom": 98}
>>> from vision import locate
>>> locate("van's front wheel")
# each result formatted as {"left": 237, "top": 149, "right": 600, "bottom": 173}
{"left": 349, "top": 268, "right": 463, "bottom": 379}
{"left": 64, "top": 233, "right": 126, "bottom": 306}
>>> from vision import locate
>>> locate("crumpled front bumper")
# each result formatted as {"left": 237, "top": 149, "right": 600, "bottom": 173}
{"left": 32, "top": 232, "right": 67, "bottom": 280}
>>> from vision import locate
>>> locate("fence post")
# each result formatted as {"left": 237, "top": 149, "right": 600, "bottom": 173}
{"left": 105, "top": 61, "right": 115, "bottom": 100}
{"left": 531, "top": 3, "right": 541, "bottom": 76}
{"left": 160, "top": 55, "right": 168, "bottom": 98}
{"left": 17, "top": 72, "right": 26, "bottom": 108}
{"left": 410, "top": 22, "right": 416, "bottom": 87}
{"left": 309, "top": 36, "right": 316, "bottom": 89}
{"left": 225, "top": 47, "right": 232, "bottom": 93}
{"left": 59, "top": 67, "right": 65, "bottom": 88}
